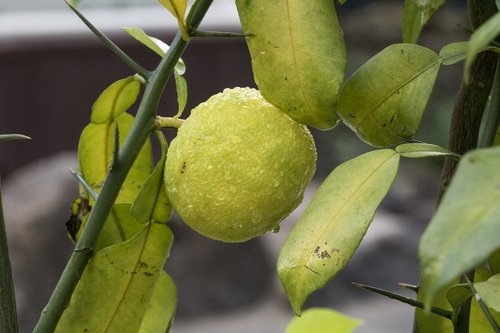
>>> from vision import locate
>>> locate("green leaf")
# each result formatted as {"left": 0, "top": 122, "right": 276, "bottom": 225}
{"left": 159, "top": 0, "right": 187, "bottom": 21}
{"left": 78, "top": 113, "right": 152, "bottom": 204}
{"left": 338, "top": 44, "right": 440, "bottom": 147}
{"left": 470, "top": 268, "right": 500, "bottom": 333}
{"left": 0, "top": 134, "right": 30, "bottom": 142}
{"left": 91, "top": 76, "right": 141, "bottom": 124}
{"left": 439, "top": 41, "right": 468, "bottom": 66}
{"left": 403, "top": 0, "right": 446, "bottom": 43}
{"left": 489, "top": 249, "right": 500, "bottom": 275}
{"left": 277, "top": 149, "right": 400, "bottom": 314}
{"left": 121, "top": 27, "right": 186, "bottom": 75}
{"left": 122, "top": 27, "right": 167, "bottom": 58}
{"left": 476, "top": 274, "right": 500, "bottom": 313}
{"left": 395, "top": 142, "right": 460, "bottom": 158}
{"left": 419, "top": 146, "right": 500, "bottom": 308}
{"left": 416, "top": 277, "right": 455, "bottom": 333}
{"left": 174, "top": 72, "right": 188, "bottom": 118}
{"left": 55, "top": 221, "right": 174, "bottom": 333}
{"left": 132, "top": 131, "right": 172, "bottom": 223}
{"left": 236, "top": 0, "right": 346, "bottom": 130}
{"left": 464, "top": 11, "right": 500, "bottom": 83}
{"left": 139, "top": 272, "right": 177, "bottom": 333}
{"left": 285, "top": 308, "right": 362, "bottom": 333}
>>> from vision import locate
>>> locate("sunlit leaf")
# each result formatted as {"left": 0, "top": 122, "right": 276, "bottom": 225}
{"left": 139, "top": 272, "right": 177, "bottom": 333}
{"left": 338, "top": 44, "right": 440, "bottom": 147}
{"left": 0, "top": 134, "right": 30, "bottom": 142}
{"left": 91, "top": 76, "right": 141, "bottom": 124}
{"left": 159, "top": 0, "right": 187, "bottom": 21}
{"left": 236, "top": 0, "right": 346, "bottom": 130}
{"left": 278, "top": 149, "right": 399, "bottom": 314}
{"left": 403, "top": 0, "right": 446, "bottom": 43}
{"left": 419, "top": 146, "right": 500, "bottom": 308}
{"left": 78, "top": 113, "right": 152, "bottom": 204}
{"left": 132, "top": 131, "right": 172, "bottom": 223}
{"left": 55, "top": 221, "right": 173, "bottom": 333}
{"left": 395, "top": 142, "right": 460, "bottom": 158}
{"left": 122, "top": 27, "right": 186, "bottom": 75}
{"left": 285, "top": 308, "right": 362, "bottom": 333}
{"left": 464, "top": 11, "right": 500, "bottom": 83}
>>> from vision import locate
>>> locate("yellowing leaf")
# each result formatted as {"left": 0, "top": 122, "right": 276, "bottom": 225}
{"left": 278, "top": 149, "right": 399, "bottom": 314}
{"left": 78, "top": 113, "right": 152, "bottom": 204}
{"left": 159, "top": 0, "right": 187, "bottom": 21}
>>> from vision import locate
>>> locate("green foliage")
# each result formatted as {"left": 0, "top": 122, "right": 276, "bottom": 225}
{"left": 395, "top": 142, "right": 460, "bottom": 158}
{"left": 419, "top": 146, "right": 500, "bottom": 308}
{"left": 0, "top": 134, "right": 30, "bottom": 142}
{"left": 337, "top": 44, "right": 440, "bottom": 147}
{"left": 285, "top": 308, "right": 362, "bottom": 333}
{"left": 403, "top": 0, "right": 446, "bottom": 43}
{"left": 464, "top": 11, "right": 500, "bottom": 83}
{"left": 278, "top": 149, "right": 399, "bottom": 314}
{"left": 131, "top": 131, "right": 172, "bottom": 224}
{"left": 236, "top": 0, "right": 346, "bottom": 130}
{"left": 55, "top": 221, "right": 173, "bottom": 332}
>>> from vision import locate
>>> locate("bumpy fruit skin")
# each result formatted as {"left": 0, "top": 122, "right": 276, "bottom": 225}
{"left": 236, "top": 0, "right": 346, "bottom": 130}
{"left": 164, "top": 88, "right": 317, "bottom": 242}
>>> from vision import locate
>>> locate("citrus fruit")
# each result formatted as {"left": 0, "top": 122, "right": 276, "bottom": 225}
{"left": 164, "top": 87, "right": 316, "bottom": 242}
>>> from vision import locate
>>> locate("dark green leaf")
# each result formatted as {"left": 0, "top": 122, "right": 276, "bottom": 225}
{"left": 338, "top": 44, "right": 440, "bottom": 147}
{"left": 90, "top": 76, "right": 141, "bottom": 124}
{"left": 278, "top": 149, "right": 399, "bottom": 314}
{"left": 419, "top": 146, "right": 500, "bottom": 308}
{"left": 0, "top": 134, "right": 30, "bottom": 142}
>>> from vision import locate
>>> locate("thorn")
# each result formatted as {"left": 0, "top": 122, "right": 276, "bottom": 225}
{"left": 69, "top": 169, "right": 98, "bottom": 200}
{"left": 398, "top": 282, "right": 420, "bottom": 293}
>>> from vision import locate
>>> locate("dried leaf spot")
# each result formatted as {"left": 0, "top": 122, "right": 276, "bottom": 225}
{"left": 314, "top": 246, "right": 321, "bottom": 254}
{"left": 180, "top": 161, "right": 187, "bottom": 174}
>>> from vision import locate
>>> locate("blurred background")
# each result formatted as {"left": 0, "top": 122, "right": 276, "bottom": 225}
{"left": 1, "top": 1, "right": 469, "bottom": 332}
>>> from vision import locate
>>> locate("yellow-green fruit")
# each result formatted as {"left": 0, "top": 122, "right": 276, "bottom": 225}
{"left": 164, "top": 88, "right": 316, "bottom": 242}
{"left": 236, "top": 0, "right": 346, "bottom": 130}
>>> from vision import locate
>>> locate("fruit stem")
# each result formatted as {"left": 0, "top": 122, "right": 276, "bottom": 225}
{"left": 155, "top": 116, "right": 185, "bottom": 129}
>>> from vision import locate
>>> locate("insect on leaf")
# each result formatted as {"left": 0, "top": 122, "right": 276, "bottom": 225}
{"left": 419, "top": 146, "right": 500, "bottom": 309}
{"left": 338, "top": 43, "right": 440, "bottom": 147}
{"left": 277, "top": 149, "right": 399, "bottom": 315}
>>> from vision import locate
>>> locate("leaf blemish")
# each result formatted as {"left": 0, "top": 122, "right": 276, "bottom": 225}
{"left": 314, "top": 246, "right": 320, "bottom": 254}
{"left": 180, "top": 161, "right": 187, "bottom": 174}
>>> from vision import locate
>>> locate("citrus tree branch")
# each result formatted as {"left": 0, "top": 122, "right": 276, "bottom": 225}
{"left": 32, "top": 1, "right": 214, "bottom": 332}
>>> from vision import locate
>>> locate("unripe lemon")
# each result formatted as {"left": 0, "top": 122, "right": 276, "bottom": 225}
{"left": 164, "top": 87, "right": 316, "bottom": 242}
